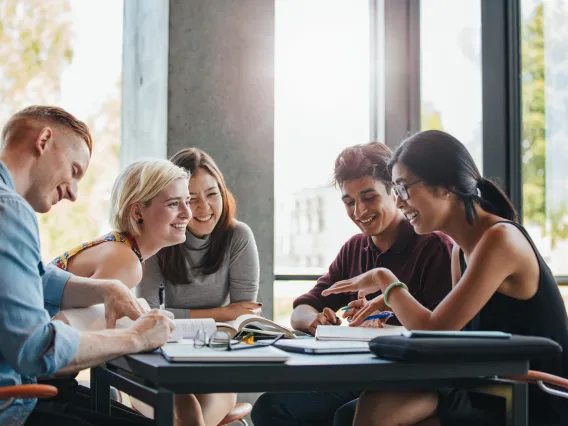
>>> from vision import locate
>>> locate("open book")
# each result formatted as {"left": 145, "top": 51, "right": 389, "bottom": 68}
{"left": 57, "top": 300, "right": 298, "bottom": 340}
{"left": 216, "top": 314, "right": 297, "bottom": 339}
{"left": 315, "top": 324, "right": 406, "bottom": 342}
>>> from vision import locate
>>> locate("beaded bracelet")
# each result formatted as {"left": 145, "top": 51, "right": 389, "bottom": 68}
{"left": 383, "top": 281, "right": 408, "bottom": 308}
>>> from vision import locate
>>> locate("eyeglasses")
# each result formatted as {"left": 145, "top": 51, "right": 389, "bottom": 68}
{"left": 392, "top": 180, "right": 423, "bottom": 201}
{"left": 193, "top": 329, "right": 284, "bottom": 351}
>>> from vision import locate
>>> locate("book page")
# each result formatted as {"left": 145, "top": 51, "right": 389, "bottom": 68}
{"left": 171, "top": 318, "right": 216, "bottom": 340}
{"left": 316, "top": 325, "right": 406, "bottom": 342}
{"left": 62, "top": 303, "right": 108, "bottom": 331}
{"left": 232, "top": 314, "right": 293, "bottom": 332}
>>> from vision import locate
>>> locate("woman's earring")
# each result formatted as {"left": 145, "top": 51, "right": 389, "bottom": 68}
{"left": 137, "top": 218, "right": 144, "bottom": 225}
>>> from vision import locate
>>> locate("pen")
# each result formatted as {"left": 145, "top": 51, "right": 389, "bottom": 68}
{"left": 340, "top": 306, "right": 350, "bottom": 311}
{"left": 362, "top": 312, "right": 394, "bottom": 322}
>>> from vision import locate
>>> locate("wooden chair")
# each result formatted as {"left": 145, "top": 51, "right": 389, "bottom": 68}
{"left": 509, "top": 370, "right": 568, "bottom": 399}
{"left": 0, "top": 384, "right": 58, "bottom": 411}
{"left": 217, "top": 402, "right": 252, "bottom": 426}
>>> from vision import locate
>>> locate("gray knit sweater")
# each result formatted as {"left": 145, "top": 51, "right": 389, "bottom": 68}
{"left": 136, "top": 220, "right": 259, "bottom": 319}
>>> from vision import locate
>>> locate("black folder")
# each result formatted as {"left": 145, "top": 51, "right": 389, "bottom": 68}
{"left": 368, "top": 334, "right": 562, "bottom": 363}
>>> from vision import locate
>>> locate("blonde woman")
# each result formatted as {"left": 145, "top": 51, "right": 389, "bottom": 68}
{"left": 52, "top": 159, "right": 192, "bottom": 288}
{"left": 52, "top": 159, "right": 226, "bottom": 426}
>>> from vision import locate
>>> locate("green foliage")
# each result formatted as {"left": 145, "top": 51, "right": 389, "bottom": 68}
{"left": 0, "top": 1, "right": 121, "bottom": 260}
{"left": 421, "top": 105, "right": 444, "bottom": 131}
{"left": 522, "top": 2, "right": 546, "bottom": 233}
{"left": 521, "top": 1, "right": 568, "bottom": 249}
{"left": 0, "top": 0, "right": 74, "bottom": 117}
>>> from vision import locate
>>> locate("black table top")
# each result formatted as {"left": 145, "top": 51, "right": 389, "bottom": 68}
{"left": 105, "top": 351, "right": 529, "bottom": 394}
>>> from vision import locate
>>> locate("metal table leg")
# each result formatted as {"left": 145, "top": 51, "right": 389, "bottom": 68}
{"left": 91, "top": 366, "right": 111, "bottom": 415}
{"left": 469, "top": 378, "right": 528, "bottom": 426}
{"left": 154, "top": 388, "right": 175, "bottom": 426}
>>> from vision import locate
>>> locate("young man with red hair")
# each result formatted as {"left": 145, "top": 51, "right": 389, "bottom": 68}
{"left": 0, "top": 106, "right": 173, "bottom": 426}
{"left": 252, "top": 141, "right": 454, "bottom": 426}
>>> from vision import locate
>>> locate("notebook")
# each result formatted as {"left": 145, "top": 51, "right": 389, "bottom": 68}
{"left": 160, "top": 342, "right": 290, "bottom": 363}
{"left": 275, "top": 339, "right": 370, "bottom": 354}
{"left": 315, "top": 325, "right": 406, "bottom": 342}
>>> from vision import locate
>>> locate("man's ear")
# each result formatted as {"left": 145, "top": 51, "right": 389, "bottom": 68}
{"left": 34, "top": 127, "right": 53, "bottom": 156}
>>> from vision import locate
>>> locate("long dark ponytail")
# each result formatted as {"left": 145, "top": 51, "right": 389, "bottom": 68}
{"left": 388, "top": 130, "right": 517, "bottom": 224}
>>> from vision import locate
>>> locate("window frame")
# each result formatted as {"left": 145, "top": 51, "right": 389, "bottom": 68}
{"left": 275, "top": 0, "right": 557, "bottom": 284}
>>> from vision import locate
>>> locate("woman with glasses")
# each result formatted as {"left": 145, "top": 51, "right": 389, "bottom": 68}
{"left": 137, "top": 148, "right": 260, "bottom": 426}
{"left": 323, "top": 130, "right": 568, "bottom": 426}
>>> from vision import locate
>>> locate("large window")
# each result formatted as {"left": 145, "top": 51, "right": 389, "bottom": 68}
{"left": 0, "top": 0, "right": 123, "bottom": 261}
{"left": 521, "top": 0, "right": 568, "bottom": 278}
{"left": 274, "top": 0, "right": 370, "bottom": 324}
{"left": 273, "top": 0, "right": 568, "bottom": 324}
{"left": 420, "top": 0, "right": 483, "bottom": 170}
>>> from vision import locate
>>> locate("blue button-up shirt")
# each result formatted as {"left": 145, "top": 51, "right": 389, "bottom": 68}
{"left": 0, "top": 161, "right": 80, "bottom": 425}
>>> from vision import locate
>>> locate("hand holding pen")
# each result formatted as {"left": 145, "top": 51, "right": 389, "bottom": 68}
{"left": 347, "top": 294, "right": 391, "bottom": 327}
{"left": 308, "top": 307, "right": 342, "bottom": 336}
{"left": 360, "top": 311, "right": 394, "bottom": 328}
{"left": 340, "top": 296, "right": 367, "bottom": 321}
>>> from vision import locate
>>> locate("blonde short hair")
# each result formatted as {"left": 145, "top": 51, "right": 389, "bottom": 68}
{"left": 109, "top": 159, "right": 189, "bottom": 236}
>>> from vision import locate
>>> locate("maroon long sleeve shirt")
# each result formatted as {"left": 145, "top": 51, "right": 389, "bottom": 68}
{"left": 293, "top": 220, "right": 454, "bottom": 313}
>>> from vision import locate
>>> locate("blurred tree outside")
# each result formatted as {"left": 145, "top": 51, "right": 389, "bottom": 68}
{"left": 521, "top": 1, "right": 568, "bottom": 249}
{"left": 0, "top": 0, "right": 73, "bottom": 118}
{"left": 0, "top": 0, "right": 121, "bottom": 260}
{"left": 421, "top": 101, "right": 443, "bottom": 131}
{"left": 522, "top": 2, "right": 547, "bottom": 233}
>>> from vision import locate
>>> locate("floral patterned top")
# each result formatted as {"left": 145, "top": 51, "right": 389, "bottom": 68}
{"left": 51, "top": 231, "right": 143, "bottom": 271}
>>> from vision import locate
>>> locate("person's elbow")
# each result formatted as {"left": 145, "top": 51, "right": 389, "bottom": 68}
{"left": 10, "top": 337, "right": 54, "bottom": 377}
{"left": 8, "top": 323, "right": 77, "bottom": 378}
{"left": 14, "top": 352, "right": 51, "bottom": 377}
{"left": 290, "top": 305, "right": 312, "bottom": 331}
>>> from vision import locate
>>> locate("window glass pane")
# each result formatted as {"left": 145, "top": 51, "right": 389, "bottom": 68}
{"left": 521, "top": 0, "right": 568, "bottom": 280}
{"left": 274, "top": 0, "right": 369, "bottom": 277}
{"left": 0, "top": 0, "right": 123, "bottom": 261}
{"left": 274, "top": 0, "right": 370, "bottom": 324}
{"left": 420, "top": 0, "right": 483, "bottom": 171}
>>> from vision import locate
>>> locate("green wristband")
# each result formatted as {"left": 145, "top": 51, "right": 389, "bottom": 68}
{"left": 383, "top": 281, "right": 408, "bottom": 308}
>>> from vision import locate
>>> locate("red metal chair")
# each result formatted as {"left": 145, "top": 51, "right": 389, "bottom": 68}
{"left": 0, "top": 384, "right": 58, "bottom": 411}
{"left": 509, "top": 370, "right": 568, "bottom": 399}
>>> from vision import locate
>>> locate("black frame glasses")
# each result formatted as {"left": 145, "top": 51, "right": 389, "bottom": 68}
{"left": 392, "top": 180, "right": 423, "bottom": 201}
{"left": 193, "top": 329, "right": 284, "bottom": 351}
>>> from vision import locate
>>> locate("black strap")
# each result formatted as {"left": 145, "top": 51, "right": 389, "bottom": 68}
{"left": 459, "top": 249, "right": 467, "bottom": 275}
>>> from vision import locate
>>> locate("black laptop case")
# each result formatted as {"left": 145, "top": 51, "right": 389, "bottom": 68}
{"left": 368, "top": 335, "right": 562, "bottom": 363}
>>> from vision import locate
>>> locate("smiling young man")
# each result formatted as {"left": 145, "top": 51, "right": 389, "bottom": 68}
{"left": 0, "top": 106, "right": 174, "bottom": 426}
{"left": 251, "top": 141, "right": 454, "bottom": 426}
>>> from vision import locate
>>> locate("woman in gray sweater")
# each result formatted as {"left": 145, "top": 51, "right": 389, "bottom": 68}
{"left": 136, "top": 148, "right": 260, "bottom": 426}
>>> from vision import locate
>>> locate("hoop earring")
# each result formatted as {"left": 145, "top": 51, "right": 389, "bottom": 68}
{"left": 137, "top": 218, "right": 144, "bottom": 225}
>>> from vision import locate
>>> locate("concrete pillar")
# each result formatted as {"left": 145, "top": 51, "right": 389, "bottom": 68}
{"left": 123, "top": 2, "right": 274, "bottom": 417}
{"left": 122, "top": 0, "right": 275, "bottom": 319}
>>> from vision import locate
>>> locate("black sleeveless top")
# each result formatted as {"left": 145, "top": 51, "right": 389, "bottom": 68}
{"left": 460, "top": 221, "right": 568, "bottom": 423}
